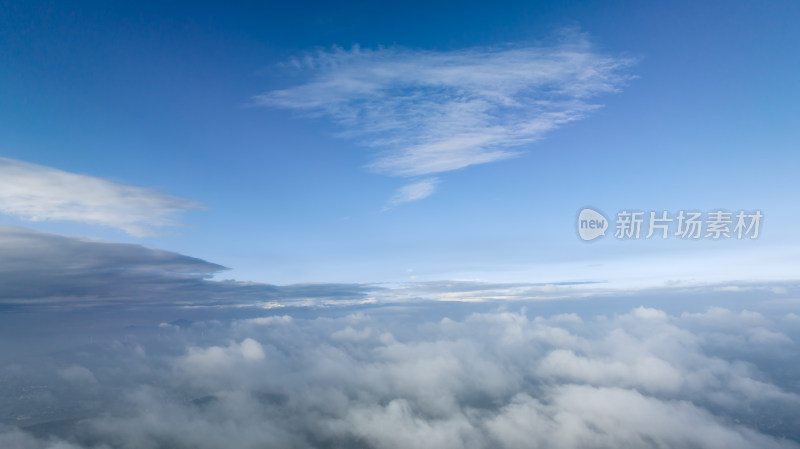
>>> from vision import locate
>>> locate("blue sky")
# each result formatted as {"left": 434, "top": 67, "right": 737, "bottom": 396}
{"left": 1, "top": 0, "right": 799, "bottom": 287}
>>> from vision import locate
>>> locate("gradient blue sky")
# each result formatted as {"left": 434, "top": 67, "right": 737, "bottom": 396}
{"left": 1, "top": 0, "right": 798, "bottom": 287}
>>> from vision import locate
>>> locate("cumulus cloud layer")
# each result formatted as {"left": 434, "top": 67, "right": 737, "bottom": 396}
{"left": 0, "top": 157, "right": 202, "bottom": 236}
{"left": 2, "top": 303, "right": 799, "bottom": 448}
{"left": 257, "top": 33, "right": 633, "bottom": 203}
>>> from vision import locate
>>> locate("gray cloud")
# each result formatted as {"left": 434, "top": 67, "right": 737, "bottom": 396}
{"left": 0, "top": 226, "right": 373, "bottom": 308}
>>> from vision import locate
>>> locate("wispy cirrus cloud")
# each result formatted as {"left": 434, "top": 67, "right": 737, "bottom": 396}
{"left": 0, "top": 157, "right": 202, "bottom": 236}
{"left": 257, "top": 32, "right": 634, "bottom": 204}
{"left": 387, "top": 177, "right": 439, "bottom": 208}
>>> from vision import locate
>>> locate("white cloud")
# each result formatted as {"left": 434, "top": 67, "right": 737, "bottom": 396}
{"left": 0, "top": 157, "right": 202, "bottom": 236}
{"left": 485, "top": 386, "right": 796, "bottom": 449}
{"left": 331, "top": 326, "right": 372, "bottom": 341}
{"left": 258, "top": 33, "right": 634, "bottom": 202}
{"left": 536, "top": 349, "right": 684, "bottom": 394}
{"left": 387, "top": 178, "right": 439, "bottom": 207}
{"left": 680, "top": 307, "right": 768, "bottom": 327}
{"left": 236, "top": 315, "right": 293, "bottom": 327}
{"left": 57, "top": 365, "right": 98, "bottom": 384}
{"left": 0, "top": 426, "right": 100, "bottom": 449}
{"left": 632, "top": 306, "right": 669, "bottom": 320}
{"left": 240, "top": 338, "right": 266, "bottom": 360}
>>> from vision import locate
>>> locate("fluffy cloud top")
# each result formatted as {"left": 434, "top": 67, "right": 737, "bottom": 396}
{"left": 2, "top": 304, "right": 799, "bottom": 448}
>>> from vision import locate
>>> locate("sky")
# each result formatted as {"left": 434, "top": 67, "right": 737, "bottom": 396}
{"left": 2, "top": 0, "right": 799, "bottom": 287}
{"left": 2, "top": 1, "right": 800, "bottom": 448}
